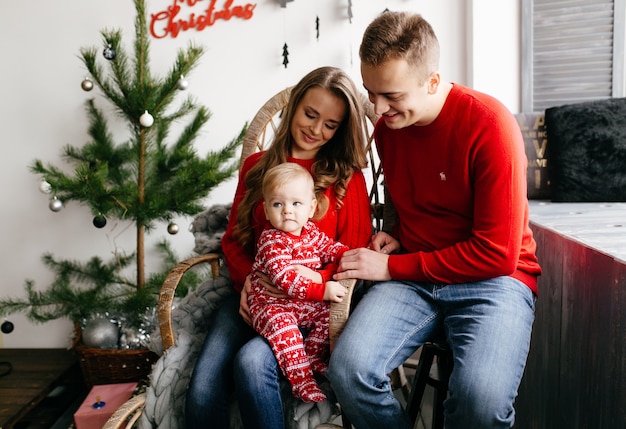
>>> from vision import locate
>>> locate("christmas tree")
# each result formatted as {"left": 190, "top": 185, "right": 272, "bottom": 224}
{"left": 0, "top": 0, "right": 244, "bottom": 333}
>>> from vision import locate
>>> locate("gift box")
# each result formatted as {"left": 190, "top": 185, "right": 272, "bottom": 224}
{"left": 74, "top": 382, "right": 137, "bottom": 429}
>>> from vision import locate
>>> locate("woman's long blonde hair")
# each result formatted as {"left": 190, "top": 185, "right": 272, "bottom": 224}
{"left": 234, "top": 66, "right": 368, "bottom": 252}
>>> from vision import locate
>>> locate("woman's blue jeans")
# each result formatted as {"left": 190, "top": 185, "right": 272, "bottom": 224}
{"left": 327, "top": 276, "right": 536, "bottom": 429}
{"left": 185, "top": 293, "right": 285, "bottom": 429}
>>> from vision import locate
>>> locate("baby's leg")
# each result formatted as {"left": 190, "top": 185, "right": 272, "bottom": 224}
{"left": 303, "top": 301, "right": 331, "bottom": 375}
{"left": 253, "top": 301, "right": 326, "bottom": 402}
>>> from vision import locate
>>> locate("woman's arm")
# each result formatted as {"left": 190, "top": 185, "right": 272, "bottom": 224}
{"left": 222, "top": 152, "right": 265, "bottom": 291}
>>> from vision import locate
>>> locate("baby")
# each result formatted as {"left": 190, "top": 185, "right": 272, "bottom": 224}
{"left": 248, "top": 163, "right": 349, "bottom": 402}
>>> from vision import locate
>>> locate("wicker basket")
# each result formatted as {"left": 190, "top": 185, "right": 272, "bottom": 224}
{"left": 73, "top": 324, "right": 158, "bottom": 386}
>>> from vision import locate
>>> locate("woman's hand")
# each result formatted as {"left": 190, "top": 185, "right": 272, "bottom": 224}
{"left": 293, "top": 264, "right": 323, "bottom": 283}
{"left": 256, "top": 271, "right": 289, "bottom": 299}
{"left": 239, "top": 274, "right": 253, "bottom": 325}
{"left": 369, "top": 231, "right": 401, "bottom": 254}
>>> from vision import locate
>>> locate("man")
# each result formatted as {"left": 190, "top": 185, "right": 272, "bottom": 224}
{"left": 328, "top": 11, "right": 541, "bottom": 429}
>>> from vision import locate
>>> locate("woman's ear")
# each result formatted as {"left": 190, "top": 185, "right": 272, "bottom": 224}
{"left": 263, "top": 201, "right": 270, "bottom": 220}
{"left": 309, "top": 198, "right": 318, "bottom": 218}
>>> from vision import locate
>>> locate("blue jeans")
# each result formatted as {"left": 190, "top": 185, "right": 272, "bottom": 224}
{"left": 234, "top": 335, "right": 286, "bottom": 429}
{"left": 185, "top": 293, "right": 285, "bottom": 429}
{"left": 327, "top": 276, "right": 536, "bottom": 429}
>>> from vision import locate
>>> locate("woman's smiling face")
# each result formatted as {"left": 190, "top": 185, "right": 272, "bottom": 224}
{"left": 289, "top": 86, "right": 346, "bottom": 159}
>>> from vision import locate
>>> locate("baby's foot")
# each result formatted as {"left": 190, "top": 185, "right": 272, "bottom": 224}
{"left": 294, "top": 379, "right": 327, "bottom": 403}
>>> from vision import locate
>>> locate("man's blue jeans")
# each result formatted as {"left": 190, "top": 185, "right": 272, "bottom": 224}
{"left": 327, "top": 276, "right": 536, "bottom": 429}
{"left": 185, "top": 293, "right": 285, "bottom": 429}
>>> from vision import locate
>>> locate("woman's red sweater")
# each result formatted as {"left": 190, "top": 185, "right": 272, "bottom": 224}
{"left": 221, "top": 151, "right": 372, "bottom": 292}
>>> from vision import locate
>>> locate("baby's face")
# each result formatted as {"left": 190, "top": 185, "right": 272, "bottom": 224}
{"left": 263, "top": 176, "right": 316, "bottom": 236}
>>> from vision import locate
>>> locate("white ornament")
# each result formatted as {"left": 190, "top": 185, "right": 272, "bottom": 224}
{"left": 49, "top": 197, "right": 63, "bottom": 212}
{"left": 39, "top": 180, "right": 52, "bottom": 194}
{"left": 139, "top": 110, "right": 154, "bottom": 127}
{"left": 177, "top": 76, "right": 189, "bottom": 90}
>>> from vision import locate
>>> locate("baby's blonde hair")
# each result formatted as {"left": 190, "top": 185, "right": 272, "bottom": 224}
{"left": 262, "top": 163, "right": 328, "bottom": 218}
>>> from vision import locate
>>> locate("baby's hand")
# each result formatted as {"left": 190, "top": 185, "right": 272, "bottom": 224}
{"left": 324, "top": 280, "right": 347, "bottom": 303}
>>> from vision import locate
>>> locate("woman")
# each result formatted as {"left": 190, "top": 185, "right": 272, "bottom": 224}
{"left": 185, "top": 66, "right": 373, "bottom": 428}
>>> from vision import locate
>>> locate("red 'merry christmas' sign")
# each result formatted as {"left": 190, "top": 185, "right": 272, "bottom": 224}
{"left": 151, "top": 0, "right": 256, "bottom": 39}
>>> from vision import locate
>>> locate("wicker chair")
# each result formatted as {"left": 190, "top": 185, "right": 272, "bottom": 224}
{"left": 103, "top": 86, "right": 384, "bottom": 429}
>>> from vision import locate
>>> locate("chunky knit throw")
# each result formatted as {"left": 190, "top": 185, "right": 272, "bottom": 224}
{"left": 136, "top": 205, "right": 339, "bottom": 429}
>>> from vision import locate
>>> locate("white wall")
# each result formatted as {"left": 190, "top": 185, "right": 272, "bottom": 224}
{"left": 0, "top": 0, "right": 519, "bottom": 348}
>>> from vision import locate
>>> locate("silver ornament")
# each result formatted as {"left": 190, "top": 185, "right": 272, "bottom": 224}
{"left": 39, "top": 180, "right": 52, "bottom": 194}
{"left": 177, "top": 76, "right": 189, "bottom": 90}
{"left": 82, "top": 317, "right": 120, "bottom": 349}
{"left": 81, "top": 77, "right": 94, "bottom": 91}
{"left": 103, "top": 45, "right": 116, "bottom": 60}
{"left": 139, "top": 110, "right": 154, "bottom": 127}
{"left": 49, "top": 197, "right": 63, "bottom": 212}
{"left": 167, "top": 222, "right": 179, "bottom": 234}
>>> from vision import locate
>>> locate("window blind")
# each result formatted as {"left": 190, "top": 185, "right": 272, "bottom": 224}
{"left": 522, "top": 0, "right": 625, "bottom": 112}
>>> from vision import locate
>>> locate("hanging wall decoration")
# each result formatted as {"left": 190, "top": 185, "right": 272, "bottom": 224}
{"left": 316, "top": 16, "right": 320, "bottom": 40}
{"left": 282, "top": 43, "right": 289, "bottom": 68}
{"left": 150, "top": 0, "right": 256, "bottom": 39}
{"left": 348, "top": 0, "right": 353, "bottom": 23}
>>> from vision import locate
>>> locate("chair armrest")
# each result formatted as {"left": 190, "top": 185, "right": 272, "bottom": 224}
{"left": 158, "top": 253, "right": 222, "bottom": 350}
{"left": 328, "top": 278, "right": 357, "bottom": 352}
{"left": 102, "top": 392, "right": 146, "bottom": 429}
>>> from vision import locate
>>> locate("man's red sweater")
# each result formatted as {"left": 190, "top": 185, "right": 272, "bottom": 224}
{"left": 376, "top": 84, "right": 541, "bottom": 294}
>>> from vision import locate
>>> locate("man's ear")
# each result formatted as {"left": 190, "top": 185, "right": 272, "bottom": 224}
{"left": 427, "top": 71, "right": 441, "bottom": 94}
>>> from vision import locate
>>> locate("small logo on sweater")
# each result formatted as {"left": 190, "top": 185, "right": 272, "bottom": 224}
{"left": 439, "top": 172, "right": 447, "bottom": 181}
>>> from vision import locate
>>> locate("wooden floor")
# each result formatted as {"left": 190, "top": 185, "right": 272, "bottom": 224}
{"left": 0, "top": 349, "right": 86, "bottom": 429}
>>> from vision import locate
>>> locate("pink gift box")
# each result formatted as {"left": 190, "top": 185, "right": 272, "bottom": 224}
{"left": 74, "top": 382, "right": 137, "bottom": 429}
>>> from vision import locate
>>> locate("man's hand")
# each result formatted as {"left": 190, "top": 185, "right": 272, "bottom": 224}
{"left": 335, "top": 246, "right": 392, "bottom": 281}
{"left": 324, "top": 280, "right": 347, "bottom": 303}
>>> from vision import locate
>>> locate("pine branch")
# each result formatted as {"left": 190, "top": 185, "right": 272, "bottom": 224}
{"left": 0, "top": 243, "right": 204, "bottom": 325}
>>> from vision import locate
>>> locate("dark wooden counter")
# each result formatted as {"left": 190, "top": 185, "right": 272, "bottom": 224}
{"left": 515, "top": 202, "right": 626, "bottom": 428}
{"left": 0, "top": 348, "right": 80, "bottom": 429}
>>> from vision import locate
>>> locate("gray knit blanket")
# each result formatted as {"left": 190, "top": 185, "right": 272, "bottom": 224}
{"left": 137, "top": 267, "right": 339, "bottom": 429}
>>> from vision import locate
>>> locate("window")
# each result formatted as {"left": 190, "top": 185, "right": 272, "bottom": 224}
{"left": 522, "top": 0, "right": 626, "bottom": 112}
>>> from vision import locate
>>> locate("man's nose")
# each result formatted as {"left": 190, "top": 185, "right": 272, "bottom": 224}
{"left": 372, "top": 97, "right": 389, "bottom": 116}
